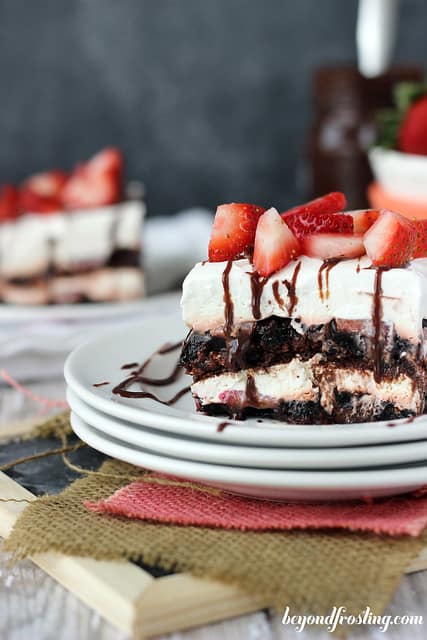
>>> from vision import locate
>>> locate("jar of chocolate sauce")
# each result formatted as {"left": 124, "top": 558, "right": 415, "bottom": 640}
{"left": 308, "top": 65, "right": 423, "bottom": 209}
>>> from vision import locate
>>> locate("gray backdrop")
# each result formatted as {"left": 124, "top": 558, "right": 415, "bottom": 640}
{"left": 0, "top": 0, "right": 426, "bottom": 215}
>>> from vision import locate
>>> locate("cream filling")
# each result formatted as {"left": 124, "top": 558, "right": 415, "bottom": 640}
{"left": 0, "top": 199, "right": 145, "bottom": 279}
{"left": 192, "top": 360, "right": 422, "bottom": 414}
{"left": 0, "top": 268, "right": 144, "bottom": 305}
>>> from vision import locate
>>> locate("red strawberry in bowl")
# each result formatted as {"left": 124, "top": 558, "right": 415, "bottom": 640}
{"left": 0, "top": 184, "right": 19, "bottom": 221}
{"left": 363, "top": 209, "right": 416, "bottom": 267}
{"left": 19, "top": 170, "right": 68, "bottom": 214}
{"left": 398, "top": 94, "right": 427, "bottom": 156}
{"left": 208, "top": 202, "right": 265, "bottom": 262}
{"left": 61, "top": 147, "right": 124, "bottom": 209}
{"left": 253, "top": 208, "right": 300, "bottom": 276}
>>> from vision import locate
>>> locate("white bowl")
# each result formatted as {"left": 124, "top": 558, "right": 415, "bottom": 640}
{"left": 369, "top": 146, "right": 427, "bottom": 201}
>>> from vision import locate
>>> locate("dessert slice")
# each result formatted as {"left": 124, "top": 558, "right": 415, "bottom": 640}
{"left": 180, "top": 195, "right": 427, "bottom": 424}
{"left": 0, "top": 148, "right": 145, "bottom": 305}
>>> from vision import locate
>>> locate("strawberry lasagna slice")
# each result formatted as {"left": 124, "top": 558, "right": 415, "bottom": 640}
{"left": 180, "top": 193, "right": 427, "bottom": 424}
{"left": 0, "top": 148, "right": 145, "bottom": 305}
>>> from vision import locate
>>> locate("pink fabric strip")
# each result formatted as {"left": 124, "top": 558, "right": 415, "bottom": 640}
{"left": 85, "top": 479, "right": 427, "bottom": 537}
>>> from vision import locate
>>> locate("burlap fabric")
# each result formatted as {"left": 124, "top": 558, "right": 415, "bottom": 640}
{"left": 4, "top": 452, "right": 427, "bottom": 616}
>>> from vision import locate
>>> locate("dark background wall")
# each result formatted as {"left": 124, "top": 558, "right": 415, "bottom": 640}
{"left": 0, "top": 0, "right": 426, "bottom": 216}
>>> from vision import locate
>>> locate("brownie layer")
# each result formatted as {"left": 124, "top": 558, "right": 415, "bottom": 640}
{"left": 196, "top": 398, "right": 417, "bottom": 425}
{"left": 180, "top": 316, "right": 423, "bottom": 383}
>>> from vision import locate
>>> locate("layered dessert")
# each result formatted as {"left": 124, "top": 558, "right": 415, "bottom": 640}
{"left": 180, "top": 193, "right": 427, "bottom": 424}
{"left": 0, "top": 148, "right": 145, "bottom": 305}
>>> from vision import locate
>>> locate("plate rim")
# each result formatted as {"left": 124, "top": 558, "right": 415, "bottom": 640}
{"left": 70, "top": 411, "right": 427, "bottom": 491}
{"left": 67, "top": 387, "right": 427, "bottom": 470}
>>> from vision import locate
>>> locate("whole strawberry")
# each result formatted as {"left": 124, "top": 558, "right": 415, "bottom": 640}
{"left": 398, "top": 94, "right": 427, "bottom": 156}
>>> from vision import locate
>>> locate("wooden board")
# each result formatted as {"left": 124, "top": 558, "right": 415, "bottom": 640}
{"left": 1, "top": 471, "right": 427, "bottom": 639}
{"left": 0, "top": 471, "right": 268, "bottom": 639}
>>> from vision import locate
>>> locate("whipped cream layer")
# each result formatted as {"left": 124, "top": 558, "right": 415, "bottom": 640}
{"left": 0, "top": 200, "right": 145, "bottom": 279}
{"left": 181, "top": 256, "right": 427, "bottom": 342}
{"left": 192, "top": 361, "right": 422, "bottom": 415}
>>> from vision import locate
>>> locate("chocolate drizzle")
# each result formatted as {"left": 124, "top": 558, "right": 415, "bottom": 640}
{"left": 283, "top": 260, "right": 301, "bottom": 315}
{"left": 217, "top": 421, "right": 231, "bottom": 432}
{"left": 222, "top": 260, "right": 234, "bottom": 337}
{"left": 272, "top": 281, "right": 284, "bottom": 308}
{"left": 372, "top": 267, "right": 389, "bottom": 383}
{"left": 317, "top": 259, "right": 339, "bottom": 303}
{"left": 121, "top": 362, "right": 139, "bottom": 370}
{"left": 249, "top": 272, "right": 268, "bottom": 320}
{"left": 93, "top": 381, "right": 110, "bottom": 387}
{"left": 112, "top": 340, "right": 190, "bottom": 405}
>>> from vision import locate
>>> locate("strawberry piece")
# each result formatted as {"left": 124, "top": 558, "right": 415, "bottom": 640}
{"left": 281, "top": 192, "right": 346, "bottom": 220}
{"left": 348, "top": 209, "right": 380, "bottom": 234}
{"left": 0, "top": 184, "right": 19, "bottom": 221}
{"left": 61, "top": 147, "right": 124, "bottom": 209}
{"left": 208, "top": 202, "right": 265, "bottom": 262}
{"left": 87, "top": 147, "right": 124, "bottom": 176}
{"left": 301, "top": 233, "right": 365, "bottom": 260}
{"left": 19, "top": 170, "right": 68, "bottom": 214}
{"left": 363, "top": 209, "right": 416, "bottom": 267}
{"left": 283, "top": 210, "right": 353, "bottom": 239}
{"left": 253, "top": 208, "right": 300, "bottom": 276}
{"left": 398, "top": 95, "right": 427, "bottom": 156}
{"left": 412, "top": 220, "right": 427, "bottom": 259}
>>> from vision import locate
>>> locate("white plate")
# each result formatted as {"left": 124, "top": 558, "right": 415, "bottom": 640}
{"left": 68, "top": 387, "right": 427, "bottom": 470}
{"left": 0, "top": 291, "right": 180, "bottom": 324}
{"left": 64, "top": 314, "right": 427, "bottom": 448}
{"left": 70, "top": 411, "right": 427, "bottom": 501}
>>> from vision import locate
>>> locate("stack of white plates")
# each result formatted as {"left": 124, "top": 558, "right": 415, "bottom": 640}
{"left": 65, "top": 312, "right": 427, "bottom": 501}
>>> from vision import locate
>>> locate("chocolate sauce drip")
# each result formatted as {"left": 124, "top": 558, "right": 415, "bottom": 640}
{"left": 222, "top": 260, "right": 234, "bottom": 337}
{"left": 113, "top": 383, "right": 190, "bottom": 405}
{"left": 356, "top": 259, "right": 361, "bottom": 274}
{"left": 158, "top": 340, "right": 183, "bottom": 355}
{"left": 272, "top": 281, "right": 284, "bottom": 308}
{"left": 317, "top": 259, "right": 339, "bottom": 303}
{"left": 93, "top": 381, "right": 110, "bottom": 387}
{"left": 112, "top": 340, "right": 189, "bottom": 405}
{"left": 372, "top": 267, "right": 389, "bottom": 383}
{"left": 245, "top": 373, "right": 258, "bottom": 406}
{"left": 121, "top": 362, "right": 139, "bottom": 370}
{"left": 217, "top": 421, "right": 231, "bottom": 432}
{"left": 249, "top": 272, "right": 268, "bottom": 320}
{"left": 283, "top": 260, "right": 301, "bottom": 315}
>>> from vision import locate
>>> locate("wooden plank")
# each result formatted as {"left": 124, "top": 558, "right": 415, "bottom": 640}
{"left": 0, "top": 471, "right": 267, "bottom": 638}
{"left": 1, "top": 470, "right": 427, "bottom": 638}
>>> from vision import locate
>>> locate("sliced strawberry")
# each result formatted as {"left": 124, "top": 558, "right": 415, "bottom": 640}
{"left": 61, "top": 147, "right": 124, "bottom": 209}
{"left": 0, "top": 184, "right": 19, "bottom": 221}
{"left": 19, "top": 170, "right": 68, "bottom": 214}
{"left": 398, "top": 95, "right": 427, "bottom": 156}
{"left": 253, "top": 208, "right": 300, "bottom": 276}
{"left": 348, "top": 209, "right": 380, "bottom": 234}
{"left": 208, "top": 202, "right": 265, "bottom": 262}
{"left": 363, "top": 209, "right": 416, "bottom": 267}
{"left": 87, "top": 147, "right": 124, "bottom": 176}
{"left": 282, "top": 210, "right": 353, "bottom": 239}
{"left": 301, "top": 233, "right": 365, "bottom": 260}
{"left": 412, "top": 220, "right": 427, "bottom": 258}
{"left": 281, "top": 192, "right": 346, "bottom": 220}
